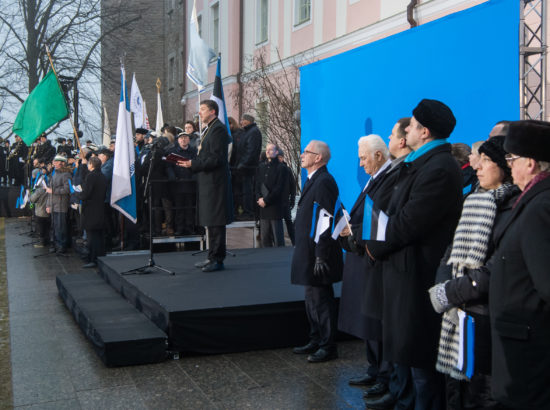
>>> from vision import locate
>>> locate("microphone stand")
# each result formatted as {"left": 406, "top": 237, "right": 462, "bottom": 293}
{"left": 122, "top": 143, "right": 174, "bottom": 275}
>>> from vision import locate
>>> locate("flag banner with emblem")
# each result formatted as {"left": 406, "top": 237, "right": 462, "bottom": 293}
{"left": 331, "top": 196, "right": 351, "bottom": 239}
{"left": 130, "top": 73, "right": 146, "bottom": 129}
{"left": 12, "top": 70, "right": 69, "bottom": 146}
{"left": 111, "top": 65, "right": 137, "bottom": 223}
{"left": 362, "top": 195, "right": 388, "bottom": 241}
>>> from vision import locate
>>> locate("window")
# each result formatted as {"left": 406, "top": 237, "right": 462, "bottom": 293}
{"left": 168, "top": 54, "right": 176, "bottom": 91}
{"left": 294, "top": 0, "right": 311, "bottom": 26}
{"left": 256, "top": 0, "right": 269, "bottom": 45}
{"left": 211, "top": 2, "right": 219, "bottom": 54}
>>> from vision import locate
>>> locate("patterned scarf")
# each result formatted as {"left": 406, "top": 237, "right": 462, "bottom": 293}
{"left": 436, "top": 183, "right": 515, "bottom": 380}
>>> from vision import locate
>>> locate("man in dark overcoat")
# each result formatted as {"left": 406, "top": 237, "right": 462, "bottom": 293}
{"left": 364, "top": 99, "right": 462, "bottom": 410}
{"left": 256, "top": 143, "right": 286, "bottom": 247}
{"left": 236, "top": 114, "right": 263, "bottom": 219}
{"left": 167, "top": 132, "right": 198, "bottom": 235}
{"left": 338, "top": 135, "right": 395, "bottom": 401}
{"left": 291, "top": 140, "right": 343, "bottom": 363}
{"left": 182, "top": 100, "right": 233, "bottom": 272}
{"left": 489, "top": 120, "right": 550, "bottom": 409}
{"left": 80, "top": 156, "right": 107, "bottom": 268}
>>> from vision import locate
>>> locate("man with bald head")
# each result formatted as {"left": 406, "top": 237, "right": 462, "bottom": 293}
{"left": 291, "top": 140, "right": 343, "bottom": 363}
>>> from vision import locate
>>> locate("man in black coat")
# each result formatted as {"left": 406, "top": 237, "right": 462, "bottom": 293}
{"left": 338, "top": 135, "right": 395, "bottom": 402}
{"left": 166, "top": 133, "right": 198, "bottom": 235}
{"left": 277, "top": 149, "right": 296, "bottom": 245}
{"left": 291, "top": 140, "right": 343, "bottom": 363}
{"left": 182, "top": 100, "right": 233, "bottom": 272}
{"left": 237, "top": 114, "right": 263, "bottom": 219}
{"left": 489, "top": 120, "right": 550, "bottom": 409}
{"left": 256, "top": 143, "right": 286, "bottom": 247}
{"left": 364, "top": 100, "right": 462, "bottom": 410}
{"left": 80, "top": 156, "right": 108, "bottom": 268}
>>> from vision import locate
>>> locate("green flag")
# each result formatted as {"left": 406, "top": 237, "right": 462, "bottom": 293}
{"left": 12, "top": 70, "right": 69, "bottom": 146}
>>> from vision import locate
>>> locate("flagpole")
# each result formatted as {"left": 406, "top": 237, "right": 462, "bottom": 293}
{"left": 45, "top": 45, "right": 82, "bottom": 151}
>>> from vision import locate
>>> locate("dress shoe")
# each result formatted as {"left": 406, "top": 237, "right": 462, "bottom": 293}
{"left": 292, "top": 342, "right": 319, "bottom": 355}
{"left": 49, "top": 247, "right": 56, "bottom": 253}
{"left": 82, "top": 262, "right": 97, "bottom": 269}
{"left": 363, "top": 382, "right": 388, "bottom": 398}
{"left": 56, "top": 249, "right": 68, "bottom": 256}
{"left": 348, "top": 374, "right": 377, "bottom": 386}
{"left": 307, "top": 347, "right": 338, "bottom": 363}
{"left": 202, "top": 262, "right": 224, "bottom": 272}
{"left": 194, "top": 259, "right": 211, "bottom": 268}
{"left": 364, "top": 392, "right": 396, "bottom": 410}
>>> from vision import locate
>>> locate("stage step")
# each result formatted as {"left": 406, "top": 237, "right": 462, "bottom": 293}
{"left": 56, "top": 272, "right": 168, "bottom": 367}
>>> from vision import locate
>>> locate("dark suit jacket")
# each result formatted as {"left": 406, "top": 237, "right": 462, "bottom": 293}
{"left": 191, "top": 118, "right": 233, "bottom": 226}
{"left": 291, "top": 165, "right": 343, "bottom": 286}
{"left": 81, "top": 168, "right": 108, "bottom": 231}
{"left": 489, "top": 176, "right": 550, "bottom": 408}
{"left": 366, "top": 144, "right": 462, "bottom": 369}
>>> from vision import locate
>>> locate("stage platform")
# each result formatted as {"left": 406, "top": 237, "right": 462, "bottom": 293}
{"left": 96, "top": 247, "right": 341, "bottom": 355}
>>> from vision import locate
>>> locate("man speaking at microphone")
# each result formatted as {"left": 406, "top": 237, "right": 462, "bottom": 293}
{"left": 181, "top": 100, "right": 233, "bottom": 272}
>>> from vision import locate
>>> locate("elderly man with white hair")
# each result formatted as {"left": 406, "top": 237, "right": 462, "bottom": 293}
{"left": 339, "top": 135, "right": 395, "bottom": 400}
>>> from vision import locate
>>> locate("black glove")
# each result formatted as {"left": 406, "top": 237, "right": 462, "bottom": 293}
{"left": 313, "top": 257, "right": 330, "bottom": 277}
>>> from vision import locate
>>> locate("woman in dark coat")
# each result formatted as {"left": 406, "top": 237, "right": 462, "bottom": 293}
{"left": 429, "top": 136, "right": 519, "bottom": 409}
{"left": 81, "top": 156, "right": 108, "bottom": 268}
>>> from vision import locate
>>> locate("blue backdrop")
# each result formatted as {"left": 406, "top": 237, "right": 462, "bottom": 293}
{"left": 300, "top": 0, "right": 519, "bottom": 208}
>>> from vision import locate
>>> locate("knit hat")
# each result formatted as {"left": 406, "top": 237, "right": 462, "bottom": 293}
{"left": 135, "top": 128, "right": 149, "bottom": 135}
{"left": 242, "top": 114, "right": 255, "bottom": 123}
{"left": 53, "top": 154, "right": 67, "bottom": 162}
{"left": 412, "top": 99, "right": 456, "bottom": 139}
{"left": 504, "top": 120, "right": 550, "bottom": 162}
{"left": 478, "top": 136, "right": 510, "bottom": 177}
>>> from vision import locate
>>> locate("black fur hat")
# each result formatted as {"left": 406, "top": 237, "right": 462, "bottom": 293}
{"left": 504, "top": 120, "right": 550, "bottom": 162}
{"left": 412, "top": 99, "right": 456, "bottom": 139}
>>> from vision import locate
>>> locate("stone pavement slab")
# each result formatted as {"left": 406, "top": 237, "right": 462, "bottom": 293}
{"left": 2, "top": 217, "right": 368, "bottom": 409}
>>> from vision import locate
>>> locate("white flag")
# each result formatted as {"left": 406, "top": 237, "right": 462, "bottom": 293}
{"left": 187, "top": 0, "right": 216, "bottom": 91}
{"left": 155, "top": 90, "right": 164, "bottom": 134}
{"left": 111, "top": 65, "right": 137, "bottom": 223}
{"left": 314, "top": 208, "right": 333, "bottom": 244}
{"left": 102, "top": 104, "right": 111, "bottom": 147}
{"left": 130, "top": 73, "right": 145, "bottom": 128}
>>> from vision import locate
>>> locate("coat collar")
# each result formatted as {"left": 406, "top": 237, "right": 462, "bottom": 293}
{"left": 494, "top": 177, "right": 550, "bottom": 244}
{"left": 299, "top": 165, "right": 328, "bottom": 205}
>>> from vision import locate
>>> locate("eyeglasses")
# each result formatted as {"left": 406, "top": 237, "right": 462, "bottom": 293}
{"left": 302, "top": 150, "right": 319, "bottom": 156}
{"left": 505, "top": 154, "right": 522, "bottom": 165}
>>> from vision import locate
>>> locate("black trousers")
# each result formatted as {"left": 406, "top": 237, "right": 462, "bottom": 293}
{"left": 36, "top": 216, "right": 50, "bottom": 245}
{"left": 304, "top": 284, "right": 337, "bottom": 350}
{"left": 207, "top": 225, "right": 226, "bottom": 263}
{"left": 87, "top": 229, "right": 105, "bottom": 263}
{"left": 366, "top": 340, "right": 391, "bottom": 385}
{"left": 389, "top": 364, "right": 415, "bottom": 410}
{"left": 259, "top": 218, "right": 284, "bottom": 247}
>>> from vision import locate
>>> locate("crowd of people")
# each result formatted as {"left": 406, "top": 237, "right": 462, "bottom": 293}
{"left": 8, "top": 96, "right": 549, "bottom": 409}
{"left": 289, "top": 99, "right": 550, "bottom": 410}
{"left": 11, "top": 102, "right": 296, "bottom": 269}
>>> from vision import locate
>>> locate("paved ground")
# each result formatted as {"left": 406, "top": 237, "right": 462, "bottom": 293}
{"left": 0, "top": 217, "right": 369, "bottom": 409}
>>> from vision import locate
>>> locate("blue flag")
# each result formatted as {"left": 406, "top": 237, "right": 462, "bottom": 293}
{"left": 110, "top": 65, "right": 137, "bottom": 223}
{"left": 210, "top": 57, "right": 232, "bottom": 139}
{"left": 362, "top": 195, "right": 388, "bottom": 241}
